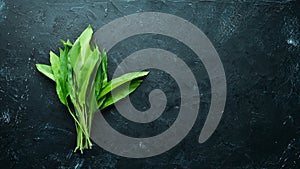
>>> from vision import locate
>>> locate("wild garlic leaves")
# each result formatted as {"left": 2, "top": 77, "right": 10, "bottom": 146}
{"left": 36, "top": 25, "right": 149, "bottom": 153}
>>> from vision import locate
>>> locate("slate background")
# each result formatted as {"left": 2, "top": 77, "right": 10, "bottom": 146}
{"left": 0, "top": 0, "right": 300, "bottom": 168}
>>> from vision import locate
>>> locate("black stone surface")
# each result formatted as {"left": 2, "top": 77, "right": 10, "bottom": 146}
{"left": 0, "top": 0, "right": 300, "bottom": 168}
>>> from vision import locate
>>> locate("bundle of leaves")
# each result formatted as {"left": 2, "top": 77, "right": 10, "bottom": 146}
{"left": 36, "top": 25, "right": 148, "bottom": 153}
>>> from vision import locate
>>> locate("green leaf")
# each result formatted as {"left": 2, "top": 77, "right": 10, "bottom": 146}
{"left": 36, "top": 64, "right": 55, "bottom": 81}
{"left": 101, "top": 49, "right": 108, "bottom": 86}
{"left": 69, "top": 25, "right": 93, "bottom": 71}
{"left": 100, "top": 80, "right": 143, "bottom": 110}
{"left": 97, "top": 95, "right": 106, "bottom": 109}
{"left": 58, "top": 45, "right": 71, "bottom": 106}
{"left": 61, "top": 39, "right": 73, "bottom": 47}
{"left": 94, "top": 57, "right": 103, "bottom": 99}
{"left": 95, "top": 49, "right": 107, "bottom": 99}
{"left": 77, "top": 46, "right": 101, "bottom": 106}
{"left": 50, "top": 51, "right": 67, "bottom": 105}
{"left": 99, "top": 71, "right": 149, "bottom": 99}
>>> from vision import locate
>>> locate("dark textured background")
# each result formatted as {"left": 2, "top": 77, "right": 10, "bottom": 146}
{"left": 0, "top": 0, "right": 300, "bottom": 168}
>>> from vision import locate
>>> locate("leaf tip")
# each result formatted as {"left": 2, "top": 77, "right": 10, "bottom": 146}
{"left": 143, "top": 71, "right": 150, "bottom": 75}
{"left": 35, "top": 63, "right": 40, "bottom": 69}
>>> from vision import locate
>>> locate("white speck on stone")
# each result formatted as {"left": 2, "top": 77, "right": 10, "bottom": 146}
{"left": 193, "top": 85, "right": 198, "bottom": 90}
{"left": 287, "top": 38, "right": 299, "bottom": 47}
{"left": 139, "top": 142, "right": 146, "bottom": 149}
{"left": 1, "top": 110, "right": 10, "bottom": 124}
{"left": 0, "top": 0, "right": 6, "bottom": 17}
{"left": 295, "top": 63, "right": 299, "bottom": 71}
{"left": 74, "top": 159, "right": 84, "bottom": 169}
